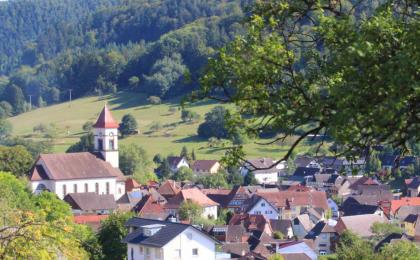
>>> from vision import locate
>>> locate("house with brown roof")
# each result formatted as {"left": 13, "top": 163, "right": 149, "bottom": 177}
{"left": 240, "top": 158, "right": 286, "bottom": 184}
{"left": 246, "top": 190, "right": 329, "bottom": 220}
{"left": 164, "top": 188, "right": 219, "bottom": 219}
{"left": 229, "top": 213, "right": 273, "bottom": 237}
{"left": 335, "top": 214, "right": 388, "bottom": 238}
{"left": 305, "top": 220, "right": 338, "bottom": 255}
{"left": 64, "top": 192, "right": 117, "bottom": 215}
{"left": 227, "top": 186, "right": 252, "bottom": 212}
{"left": 167, "top": 156, "right": 189, "bottom": 172}
{"left": 191, "top": 160, "right": 221, "bottom": 175}
{"left": 133, "top": 193, "right": 168, "bottom": 220}
{"left": 157, "top": 179, "right": 181, "bottom": 199}
{"left": 29, "top": 105, "right": 126, "bottom": 200}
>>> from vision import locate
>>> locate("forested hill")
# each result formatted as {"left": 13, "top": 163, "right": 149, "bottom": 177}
{"left": 0, "top": 0, "right": 247, "bottom": 117}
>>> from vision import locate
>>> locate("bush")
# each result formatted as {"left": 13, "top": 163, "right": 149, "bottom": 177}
{"left": 149, "top": 121, "right": 163, "bottom": 132}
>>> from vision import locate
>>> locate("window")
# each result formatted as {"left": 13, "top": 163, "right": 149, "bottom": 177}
{"left": 175, "top": 249, "right": 181, "bottom": 257}
{"left": 139, "top": 246, "right": 143, "bottom": 254}
{"left": 131, "top": 248, "right": 134, "bottom": 260}
{"left": 62, "top": 184, "right": 67, "bottom": 197}
{"left": 192, "top": 248, "right": 198, "bottom": 256}
{"left": 85, "top": 183, "right": 88, "bottom": 192}
{"left": 95, "top": 183, "right": 99, "bottom": 194}
{"left": 261, "top": 202, "right": 266, "bottom": 207}
{"left": 255, "top": 211, "right": 261, "bottom": 215}
{"left": 293, "top": 218, "right": 299, "bottom": 225}
{"left": 106, "top": 182, "right": 110, "bottom": 195}
{"left": 98, "top": 138, "right": 103, "bottom": 150}
{"left": 109, "top": 139, "right": 114, "bottom": 150}
{"left": 74, "top": 184, "right": 77, "bottom": 193}
{"left": 319, "top": 244, "right": 327, "bottom": 247}
{"left": 155, "top": 248, "right": 161, "bottom": 258}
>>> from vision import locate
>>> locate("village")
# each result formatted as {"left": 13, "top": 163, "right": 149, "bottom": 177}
{"left": 27, "top": 106, "right": 420, "bottom": 260}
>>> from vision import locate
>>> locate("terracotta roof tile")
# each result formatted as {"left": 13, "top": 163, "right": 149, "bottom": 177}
{"left": 257, "top": 190, "right": 329, "bottom": 210}
{"left": 158, "top": 180, "right": 181, "bottom": 197}
{"left": 125, "top": 178, "right": 141, "bottom": 192}
{"left": 165, "top": 188, "right": 219, "bottom": 209}
{"left": 391, "top": 197, "right": 420, "bottom": 215}
{"left": 93, "top": 105, "right": 119, "bottom": 129}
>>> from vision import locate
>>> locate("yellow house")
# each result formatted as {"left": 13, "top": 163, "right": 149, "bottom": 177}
{"left": 192, "top": 160, "right": 221, "bottom": 175}
{"left": 403, "top": 214, "right": 419, "bottom": 237}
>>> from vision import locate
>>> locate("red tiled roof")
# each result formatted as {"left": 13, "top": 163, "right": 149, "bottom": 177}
{"left": 125, "top": 178, "right": 141, "bottom": 192}
{"left": 391, "top": 197, "right": 420, "bottom": 215}
{"left": 93, "top": 105, "right": 119, "bottom": 129}
{"left": 165, "top": 188, "right": 219, "bottom": 209}
{"left": 30, "top": 152, "right": 125, "bottom": 181}
{"left": 158, "top": 180, "right": 181, "bottom": 197}
{"left": 257, "top": 191, "right": 329, "bottom": 210}
{"left": 73, "top": 214, "right": 109, "bottom": 224}
{"left": 229, "top": 213, "right": 272, "bottom": 233}
{"left": 135, "top": 194, "right": 167, "bottom": 220}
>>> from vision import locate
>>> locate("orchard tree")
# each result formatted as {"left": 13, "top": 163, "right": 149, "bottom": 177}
{"left": 119, "top": 144, "right": 155, "bottom": 184}
{"left": 172, "top": 166, "right": 193, "bottom": 181}
{"left": 179, "top": 200, "right": 202, "bottom": 222}
{"left": 196, "top": 0, "right": 420, "bottom": 169}
{"left": 0, "top": 145, "right": 33, "bottom": 177}
{"left": 120, "top": 114, "right": 138, "bottom": 137}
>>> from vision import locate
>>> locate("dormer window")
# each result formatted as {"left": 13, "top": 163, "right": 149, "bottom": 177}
{"left": 141, "top": 224, "right": 165, "bottom": 236}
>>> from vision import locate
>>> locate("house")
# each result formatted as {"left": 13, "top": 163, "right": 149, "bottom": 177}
{"left": 374, "top": 233, "right": 411, "bottom": 252}
{"left": 390, "top": 197, "right": 420, "bottom": 218}
{"left": 270, "top": 219, "right": 294, "bottom": 239}
{"left": 380, "top": 154, "right": 417, "bottom": 171}
{"left": 29, "top": 105, "right": 126, "bottom": 200}
{"left": 164, "top": 188, "right": 219, "bottom": 219}
{"left": 229, "top": 213, "right": 273, "bottom": 236}
{"left": 402, "top": 214, "right": 420, "bottom": 237}
{"left": 240, "top": 158, "right": 286, "bottom": 184}
{"left": 191, "top": 160, "right": 221, "bottom": 175}
{"left": 157, "top": 180, "right": 181, "bottom": 200}
{"left": 405, "top": 177, "right": 420, "bottom": 197}
{"left": 123, "top": 217, "right": 219, "bottom": 260}
{"left": 73, "top": 215, "right": 109, "bottom": 231}
{"left": 305, "top": 220, "right": 337, "bottom": 255}
{"left": 340, "top": 197, "right": 384, "bottom": 216}
{"left": 117, "top": 190, "right": 145, "bottom": 211}
{"left": 335, "top": 214, "right": 388, "bottom": 238}
{"left": 201, "top": 188, "right": 232, "bottom": 208}
{"left": 64, "top": 192, "right": 117, "bottom": 215}
{"left": 227, "top": 186, "right": 252, "bottom": 212}
{"left": 276, "top": 241, "right": 317, "bottom": 260}
{"left": 133, "top": 192, "right": 168, "bottom": 220}
{"left": 125, "top": 178, "right": 142, "bottom": 192}
{"left": 167, "top": 156, "right": 189, "bottom": 172}
{"left": 292, "top": 214, "right": 314, "bottom": 239}
{"left": 246, "top": 190, "right": 329, "bottom": 220}
{"left": 291, "top": 167, "right": 321, "bottom": 182}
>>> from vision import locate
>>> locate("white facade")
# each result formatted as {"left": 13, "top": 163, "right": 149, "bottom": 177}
{"left": 32, "top": 177, "right": 125, "bottom": 200}
{"left": 203, "top": 205, "right": 218, "bottom": 219}
{"left": 247, "top": 198, "right": 279, "bottom": 220}
{"left": 254, "top": 172, "right": 279, "bottom": 184}
{"left": 94, "top": 127, "right": 119, "bottom": 168}
{"left": 127, "top": 226, "right": 217, "bottom": 260}
{"left": 170, "top": 158, "right": 190, "bottom": 172}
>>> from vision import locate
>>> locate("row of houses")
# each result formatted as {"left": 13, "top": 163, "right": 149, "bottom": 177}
{"left": 26, "top": 105, "right": 420, "bottom": 259}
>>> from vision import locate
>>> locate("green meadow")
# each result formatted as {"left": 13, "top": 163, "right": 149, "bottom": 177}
{"left": 8, "top": 92, "right": 311, "bottom": 160}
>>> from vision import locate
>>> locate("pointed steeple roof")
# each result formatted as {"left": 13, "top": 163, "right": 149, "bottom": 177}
{"left": 93, "top": 105, "right": 119, "bottom": 129}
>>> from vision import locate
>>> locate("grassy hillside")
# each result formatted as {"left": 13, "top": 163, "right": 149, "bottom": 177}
{"left": 8, "top": 91, "right": 310, "bottom": 160}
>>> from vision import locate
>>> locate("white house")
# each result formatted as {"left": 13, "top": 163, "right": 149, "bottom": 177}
{"left": 246, "top": 191, "right": 329, "bottom": 220}
{"left": 29, "top": 105, "right": 126, "bottom": 200}
{"left": 167, "top": 156, "right": 190, "bottom": 172}
{"left": 240, "top": 158, "right": 286, "bottom": 184}
{"left": 123, "top": 217, "right": 219, "bottom": 260}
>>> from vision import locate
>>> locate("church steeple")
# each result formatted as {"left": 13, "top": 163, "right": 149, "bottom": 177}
{"left": 94, "top": 105, "right": 119, "bottom": 168}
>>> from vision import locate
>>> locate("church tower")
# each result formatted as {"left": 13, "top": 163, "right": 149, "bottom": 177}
{"left": 93, "top": 105, "right": 119, "bottom": 168}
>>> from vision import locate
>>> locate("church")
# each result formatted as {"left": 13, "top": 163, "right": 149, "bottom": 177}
{"left": 29, "top": 105, "right": 126, "bottom": 200}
